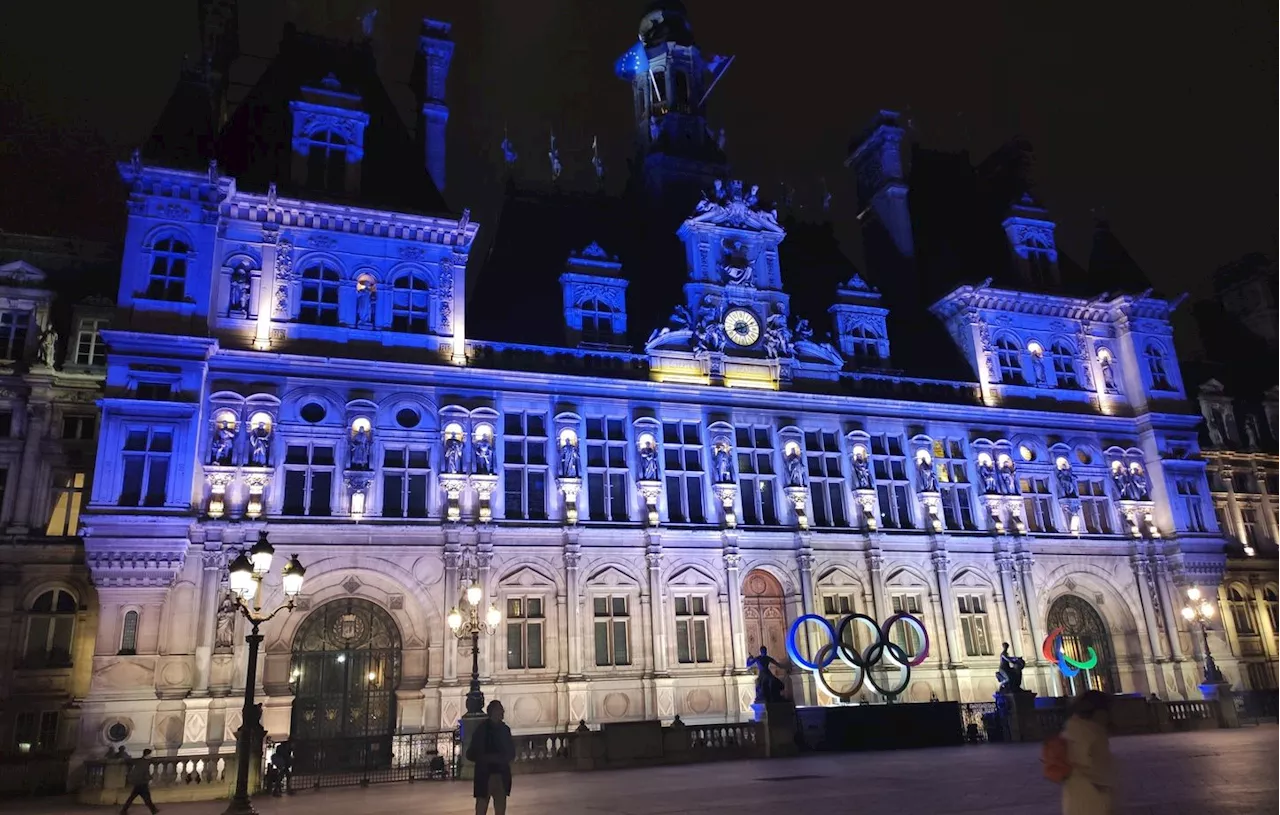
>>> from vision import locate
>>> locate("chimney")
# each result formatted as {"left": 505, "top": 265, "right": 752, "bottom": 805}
{"left": 417, "top": 19, "right": 454, "bottom": 191}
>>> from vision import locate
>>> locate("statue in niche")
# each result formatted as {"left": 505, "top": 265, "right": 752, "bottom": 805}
{"left": 1110, "top": 464, "right": 1129, "bottom": 499}
{"left": 722, "top": 238, "right": 754, "bottom": 287}
{"left": 548, "top": 132, "right": 562, "bottom": 182}
{"left": 349, "top": 427, "right": 372, "bottom": 470}
{"left": 229, "top": 264, "right": 251, "bottom": 313}
{"left": 249, "top": 421, "right": 272, "bottom": 467}
{"left": 998, "top": 459, "right": 1019, "bottom": 495}
{"left": 1099, "top": 354, "right": 1118, "bottom": 391}
{"left": 355, "top": 280, "right": 375, "bottom": 328}
{"left": 649, "top": 117, "right": 660, "bottom": 142}
{"left": 851, "top": 450, "right": 873, "bottom": 490}
{"left": 1127, "top": 465, "right": 1150, "bottom": 500}
{"left": 1055, "top": 462, "right": 1078, "bottom": 498}
{"left": 995, "top": 642, "right": 1026, "bottom": 693}
{"left": 444, "top": 436, "right": 464, "bottom": 474}
{"left": 1031, "top": 353, "right": 1047, "bottom": 386}
{"left": 638, "top": 438, "right": 660, "bottom": 481}
{"left": 215, "top": 595, "right": 237, "bottom": 650}
{"left": 1244, "top": 415, "right": 1261, "bottom": 449}
{"left": 978, "top": 459, "right": 999, "bottom": 494}
{"left": 210, "top": 421, "right": 236, "bottom": 465}
{"left": 747, "top": 646, "right": 786, "bottom": 704}
{"left": 784, "top": 446, "right": 806, "bottom": 488}
{"left": 473, "top": 434, "right": 494, "bottom": 476}
{"left": 38, "top": 325, "right": 57, "bottom": 367}
{"left": 712, "top": 443, "right": 733, "bottom": 484}
{"left": 917, "top": 457, "right": 939, "bottom": 492}
{"left": 559, "top": 436, "right": 580, "bottom": 479}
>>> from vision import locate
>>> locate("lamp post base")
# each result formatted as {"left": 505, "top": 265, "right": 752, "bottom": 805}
{"left": 221, "top": 796, "right": 259, "bottom": 815}
{"left": 458, "top": 711, "right": 489, "bottom": 781}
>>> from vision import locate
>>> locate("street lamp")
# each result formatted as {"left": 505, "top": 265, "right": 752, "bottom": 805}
{"left": 222, "top": 532, "right": 306, "bottom": 815}
{"left": 1180, "top": 586, "right": 1224, "bottom": 685}
{"left": 447, "top": 570, "right": 502, "bottom": 717}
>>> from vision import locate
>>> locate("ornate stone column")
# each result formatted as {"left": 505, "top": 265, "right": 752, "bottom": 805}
{"left": 1153, "top": 555, "right": 1186, "bottom": 661}
{"left": 476, "top": 545, "right": 493, "bottom": 680}
{"left": 563, "top": 541, "right": 582, "bottom": 678}
{"left": 931, "top": 551, "right": 962, "bottom": 668}
{"left": 1015, "top": 553, "right": 1046, "bottom": 664}
{"left": 442, "top": 546, "right": 460, "bottom": 682}
{"left": 193, "top": 549, "right": 225, "bottom": 695}
{"left": 1130, "top": 552, "right": 1168, "bottom": 695}
{"left": 867, "top": 548, "right": 888, "bottom": 622}
{"left": 9, "top": 400, "right": 51, "bottom": 531}
{"left": 995, "top": 552, "right": 1024, "bottom": 656}
{"left": 722, "top": 536, "right": 746, "bottom": 673}
{"left": 646, "top": 539, "right": 668, "bottom": 676}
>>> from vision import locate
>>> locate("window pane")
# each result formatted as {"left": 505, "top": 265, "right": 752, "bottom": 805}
{"left": 527, "top": 622, "right": 543, "bottom": 668}
{"left": 507, "top": 623, "right": 524, "bottom": 669}
{"left": 676, "top": 621, "right": 691, "bottom": 663}
{"left": 594, "top": 622, "right": 609, "bottom": 666}
{"left": 613, "top": 621, "right": 629, "bottom": 665}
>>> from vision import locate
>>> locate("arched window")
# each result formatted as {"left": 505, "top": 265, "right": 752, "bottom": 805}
{"left": 1050, "top": 341, "right": 1079, "bottom": 388}
{"left": 1145, "top": 342, "right": 1172, "bottom": 390}
{"left": 850, "top": 324, "right": 882, "bottom": 362}
{"left": 996, "top": 336, "right": 1025, "bottom": 384}
{"left": 1265, "top": 586, "right": 1278, "bottom": 632}
{"left": 119, "top": 610, "right": 139, "bottom": 655}
{"left": 391, "top": 274, "right": 431, "bottom": 334}
{"left": 299, "top": 263, "right": 340, "bottom": 326}
{"left": 1026, "top": 237, "right": 1054, "bottom": 288}
{"left": 146, "top": 237, "right": 190, "bottom": 302}
{"left": 24, "top": 588, "right": 76, "bottom": 668}
{"left": 580, "top": 298, "right": 615, "bottom": 343}
{"left": 305, "top": 130, "right": 348, "bottom": 192}
{"left": 1228, "top": 586, "right": 1256, "bottom": 635}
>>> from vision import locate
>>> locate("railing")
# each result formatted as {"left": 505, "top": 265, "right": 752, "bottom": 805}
{"left": 79, "top": 751, "right": 238, "bottom": 805}
{"left": 1035, "top": 707, "right": 1069, "bottom": 736}
{"left": 685, "top": 722, "right": 759, "bottom": 757}
{"left": 513, "top": 731, "right": 576, "bottom": 773}
{"left": 1235, "top": 690, "right": 1279, "bottom": 724}
{"left": 1166, "top": 700, "right": 1217, "bottom": 730}
{"left": 959, "top": 702, "right": 1000, "bottom": 743}
{"left": 289, "top": 729, "right": 460, "bottom": 790}
{"left": 0, "top": 752, "right": 70, "bottom": 796}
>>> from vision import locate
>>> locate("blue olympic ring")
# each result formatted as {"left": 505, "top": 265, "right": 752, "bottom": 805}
{"left": 785, "top": 612, "right": 930, "bottom": 700}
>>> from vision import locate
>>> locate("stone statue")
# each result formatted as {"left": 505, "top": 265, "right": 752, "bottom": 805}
{"left": 793, "top": 319, "right": 813, "bottom": 344}
{"left": 559, "top": 436, "right": 580, "bottom": 479}
{"left": 548, "top": 132, "right": 562, "bottom": 182}
{"left": 215, "top": 596, "right": 237, "bottom": 650}
{"left": 267, "top": 182, "right": 278, "bottom": 210}
{"left": 649, "top": 117, "right": 660, "bottom": 142}
{"left": 1031, "top": 353, "right": 1047, "bottom": 386}
{"left": 784, "top": 447, "right": 806, "bottom": 488}
{"left": 474, "top": 435, "right": 494, "bottom": 476}
{"left": 1100, "top": 355, "right": 1117, "bottom": 391}
{"left": 591, "top": 135, "right": 604, "bottom": 181}
{"left": 851, "top": 450, "right": 873, "bottom": 490}
{"left": 917, "top": 457, "right": 939, "bottom": 492}
{"left": 1128, "top": 466, "right": 1150, "bottom": 500}
{"left": 995, "top": 642, "right": 1026, "bottom": 693}
{"left": 501, "top": 131, "right": 518, "bottom": 167}
{"left": 638, "top": 440, "right": 660, "bottom": 481}
{"left": 1110, "top": 464, "right": 1128, "bottom": 499}
{"left": 349, "top": 427, "right": 371, "bottom": 470}
{"left": 998, "top": 459, "right": 1019, "bottom": 495}
{"left": 978, "top": 460, "right": 999, "bottom": 494}
{"left": 444, "top": 437, "right": 464, "bottom": 474}
{"left": 712, "top": 444, "right": 733, "bottom": 484}
{"left": 764, "top": 310, "right": 794, "bottom": 359}
{"left": 38, "top": 326, "right": 57, "bottom": 367}
{"left": 717, "top": 128, "right": 726, "bottom": 151}
{"left": 229, "top": 265, "right": 250, "bottom": 313}
{"left": 1244, "top": 415, "right": 1261, "bottom": 449}
{"left": 355, "top": 281, "right": 374, "bottom": 328}
{"left": 724, "top": 260, "right": 754, "bottom": 287}
{"left": 747, "top": 646, "right": 786, "bottom": 704}
{"left": 1055, "top": 463, "right": 1078, "bottom": 498}
{"left": 210, "top": 421, "right": 236, "bottom": 465}
{"left": 249, "top": 421, "right": 271, "bottom": 467}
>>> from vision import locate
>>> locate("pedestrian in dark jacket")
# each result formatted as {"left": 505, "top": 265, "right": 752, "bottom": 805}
{"left": 467, "top": 700, "right": 516, "bottom": 815}
{"left": 121, "top": 747, "right": 159, "bottom": 814}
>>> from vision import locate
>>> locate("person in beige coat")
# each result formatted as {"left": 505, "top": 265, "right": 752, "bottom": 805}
{"left": 1061, "top": 690, "right": 1115, "bottom": 815}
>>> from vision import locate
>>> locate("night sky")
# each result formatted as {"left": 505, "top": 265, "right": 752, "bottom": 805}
{"left": 1, "top": 0, "right": 1274, "bottom": 344}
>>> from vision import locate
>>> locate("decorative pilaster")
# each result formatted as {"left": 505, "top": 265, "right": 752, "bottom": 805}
{"left": 853, "top": 488, "right": 878, "bottom": 531}
{"left": 242, "top": 471, "right": 269, "bottom": 520}
{"left": 192, "top": 549, "right": 225, "bottom": 695}
{"left": 784, "top": 486, "right": 809, "bottom": 530}
{"left": 1130, "top": 552, "right": 1168, "bottom": 694}
{"left": 646, "top": 539, "right": 668, "bottom": 676}
{"left": 471, "top": 474, "right": 498, "bottom": 523}
{"left": 344, "top": 472, "right": 372, "bottom": 519}
{"left": 1015, "top": 553, "right": 1046, "bottom": 663}
{"left": 563, "top": 543, "right": 582, "bottom": 678}
{"left": 1118, "top": 499, "right": 1159, "bottom": 539}
{"left": 1153, "top": 555, "right": 1186, "bottom": 661}
{"left": 712, "top": 482, "right": 738, "bottom": 528}
{"left": 867, "top": 548, "right": 888, "bottom": 621}
{"left": 442, "top": 546, "right": 460, "bottom": 681}
{"left": 995, "top": 552, "right": 1024, "bottom": 656}
{"left": 476, "top": 545, "right": 493, "bottom": 679}
{"left": 9, "top": 400, "right": 51, "bottom": 531}
{"left": 440, "top": 473, "right": 467, "bottom": 522}
{"left": 204, "top": 469, "right": 235, "bottom": 519}
{"left": 557, "top": 477, "right": 582, "bottom": 525}
{"left": 637, "top": 480, "right": 662, "bottom": 527}
{"left": 919, "top": 491, "right": 944, "bottom": 533}
{"left": 721, "top": 539, "right": 746, "bottom": 672}
{"left": 931, "top": 551, "right": 962, "bottom": 667}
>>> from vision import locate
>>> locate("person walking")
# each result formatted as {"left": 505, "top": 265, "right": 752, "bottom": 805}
{"left": 1061, "top": 690, "right": 1114, "bottom": 814}
{"left": 467, "top": 700, "right": 516, "bottom": 815}
{"left": 120, "top": 747, "right": 159, "bottom": 814}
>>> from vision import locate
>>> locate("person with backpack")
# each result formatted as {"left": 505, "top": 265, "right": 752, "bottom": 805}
{"left": 120, "top": 747, "right": 159, "bottom": 814}
{"left": 466, "top": 700, "right": 516, "bottom": 815}
{"left": 1044, "top": 690, "right": 1114, "bottom": 814}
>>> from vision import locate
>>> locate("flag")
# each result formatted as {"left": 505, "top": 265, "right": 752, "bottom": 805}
{"left": 705, "top": 54, "right": 732, "bottom": 78}
{"left": 614, "top": 40, "right": 649, "bottom": 80}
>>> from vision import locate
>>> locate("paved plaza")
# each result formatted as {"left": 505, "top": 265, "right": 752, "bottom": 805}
{"left": 11, "top": 726, "right": 1277, "bottom": 815}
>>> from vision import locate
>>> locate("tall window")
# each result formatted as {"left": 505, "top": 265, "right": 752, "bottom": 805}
{"left": 580, "top": 298, "right": 616, "bottom": 344}
{"left": 1145, "top": 343, "right": 1172, "bottom": 390}
{"left": 932, "top": 439, "right": 975, "bottom": 530}
{"left": 585, "top": 417, "right": 629, "bottom": 521}
{"left": 0, "top": 310, "right": 31, "bottom": 360}
{"left": 13, "top": 711, "right": 59, "bottom": 753}
{"left": 663, "top": 420, "right": 706, "bottom": 523}
{"left": 735, "top": 426, "right": 778, "bottom": 526}
{"left": 957, "top": 594, "right": 993, "bottom": 657}
{"left": 299, "top": 264, "right": 340, "bottom": 326}
{"left": 889, "top": 594, "right": 924, "bottom": 657}
{"left": 61, "top": 415, "right": 95, "bottom": 441}
{"left": 822, "top": 593, "right": 858, "bottom": 648}
{"left": 503, "top": 413, "right": 548, "bottom": 520}
{"left": 871, "top": 434, "right": 914, "bottom": 529}
{"left": 593, "top": 595, "right": 630, "bottom": 666}
{"left": 74, "top": 318, "right": 107, "bottom": 366}
{"left": 848, "top": 325, "right": 882, "bottom": 363}
{"left": 146, "top": 237, "right": 189, "bottom": 301}
{"left": 391, "top": 273, "right": 431, "bottom": 334}
{"left": 1228, "top": 587, "right": 1256, "bottom": 635}
{"left": 381, "top": 447, "right": 430, "bottom": 518}
{"left": 1021, "top": 475, "right": 1056, "bottom": 532}
{"left": 674, "top": 596, "right": 711, "bottom": 664}
{"left": 1240, "top": 507, "right": 1261, "bottom": 547}
{"left": 996, "top": 336, "right": 1025, "bottom": 384}
{"left": 45, "top": 472, "right": 85, "bottom": 536}
{"left": 1175, "top": 476, "right": 1206, "bottom": 532}
{"left": 804, "top": 431, "right": 847, "bottom": 527}
{"left": 1026, "top": 238, "right": 1054, "bottom": 287}
{"left": 505, "top": 597, "right": 545, "bottom": 670}
{"left": 304, "top": 130, "right": 348, "bottom": 192}
{"left": 1078, "top": 479, "right": 1113, "bottom": 534}
{"left": 119, "top": 427, "right": 173, "bottom": 507}
{"left": 1049, "top": 342, "right": 1079, "bottom": 388}
{"left": 24, "top": 588, "right": 76, "bottom": 668}
{"left": 1265, "top": 587, "right": 1278, "bottom": 631}
{"left": 119, "top": 610, "right": 139, "bottom": 655}
{"left": 282, "top": 443, "right": 335, "bottom": 516}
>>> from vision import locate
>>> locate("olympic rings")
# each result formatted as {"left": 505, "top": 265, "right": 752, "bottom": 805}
{"left": 786, "top": 612, "right": 930, "bottom": 701}
{"left": 1042, "top": 626, "right": 1098, "bottom": 678}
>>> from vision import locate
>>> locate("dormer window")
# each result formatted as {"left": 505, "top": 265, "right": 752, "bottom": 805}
{"left": 849, "top": 324, "right": 881, "bottom": 362}
{"left": 996, "top": 335, "right": 1024, "bottom": 384}
{"left": 0, "top": 310, "right": 31, "bottom": 361}
{"left": 289, "top": 86, "right": 370, "bottom": 196}
{"left": 1145, "top": 342, "right": 1171, "bottom": 390}
{"left": 391, "top": 272, "right": 431, "bottom": 334}
{"left": 146, "top": 237, "right": 190, "bottom": 301}
{"left": 74, "top": 318, "right": 107, "bottom": 367}
{"left": 304, "top": 130, "right": 349, "bottom": 193}
{"left": 1026, "top": 237, "right": 1054, "bottom": 288}
{"left": 1049, "top": 341, "right": 1078, "bottom": 388}
{"left": 299, "top": 263, "right": 340, "bottom": 326}
{"left": 581, "top": 298, "right": 617, "bottom": 344}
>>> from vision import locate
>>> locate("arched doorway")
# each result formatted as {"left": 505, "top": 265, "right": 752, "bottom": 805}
{"left": 742, "top": 570, "right": 788, "bottom": 692}
{"left": 1046, "top": 594, "right": 1120, "bottom": 695}
{"left": 289, "top": 599, "right": 402, "bottom": 769}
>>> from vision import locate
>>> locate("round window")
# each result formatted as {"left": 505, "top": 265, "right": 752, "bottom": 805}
{"left": 106, "top": 722, "right": 129, "bottom": 743}
{"left": 299, "top": 402, "right": 327, "bottom": 424}
{"left": 396, "top": 408, "right": 421, "bottom": 429}
{"left": 1075, "top": 449, "right": 1093, "bottom": 465}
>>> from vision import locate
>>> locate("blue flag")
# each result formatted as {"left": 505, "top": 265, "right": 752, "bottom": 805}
{"left": 614, "top": 41, "right": 649, "bottom": 81}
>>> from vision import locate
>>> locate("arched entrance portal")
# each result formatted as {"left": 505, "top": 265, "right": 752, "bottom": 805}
{"left": 742, "top": 570, "right": 788, "bottom": 692}
{"left": 289, "top": 599, "right": 402, "bottom": 746}
{"left": 1046, "top": 594, "right": 1120, "bottom": 695}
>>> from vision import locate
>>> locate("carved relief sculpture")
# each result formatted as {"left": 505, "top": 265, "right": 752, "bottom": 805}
{"left": 214, "top": 595, "right": 236, "bottom": 650}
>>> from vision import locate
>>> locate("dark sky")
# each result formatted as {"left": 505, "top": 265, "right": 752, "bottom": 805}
{"left": 1, "top": 0, "right": 1275, "bottom": 337}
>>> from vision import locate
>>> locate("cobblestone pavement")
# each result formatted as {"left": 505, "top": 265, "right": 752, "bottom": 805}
{"left": 13, "top": 726, "right": 1277, "bottom": 815}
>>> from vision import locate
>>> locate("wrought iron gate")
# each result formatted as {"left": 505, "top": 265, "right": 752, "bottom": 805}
{"left": 1046, "top": 594, "right": 1121, "bottom": 694}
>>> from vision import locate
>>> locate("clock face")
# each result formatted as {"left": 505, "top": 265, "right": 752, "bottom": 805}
{"left": 723, "top": 309, "right": 761, "bottom": 346}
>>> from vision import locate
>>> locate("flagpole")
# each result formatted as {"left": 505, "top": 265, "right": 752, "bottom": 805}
{"left": 697, "top": 55, "right": 735, "bottom": 109}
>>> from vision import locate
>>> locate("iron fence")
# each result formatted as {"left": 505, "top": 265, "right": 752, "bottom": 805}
{"left": 1235, "top": 689, "right": 1279, "bottom": 724}
{"left": 287, "top": 729, "right": 460, "bottom": 790}
{"left": 958, "top": 702, "right": 1002, "bottom": 743}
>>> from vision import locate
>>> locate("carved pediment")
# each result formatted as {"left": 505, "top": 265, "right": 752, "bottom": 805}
{"left": 0, "top": 260, "right": 48, "bottom": 286}
{"left": 587, "top": 565, "right": 640, "bottom": 588}
{"left": 669, "top": 566, "right": 717, "bottom": 588}
{"left": 499, "top": 566, "right": 556, "bottom": 589}
{"left": 689, "top": 180, "right": 785, "bottom": 234}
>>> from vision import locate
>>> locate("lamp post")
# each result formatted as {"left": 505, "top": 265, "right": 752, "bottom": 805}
{"left": 1180, "top": 585, "right": 1224, "bottom": 685}
{"left": 222, "top": 532, "right": 306, "bottom": 815}
{"left": 447, "top": 571, "right": 502, "bottom": 717}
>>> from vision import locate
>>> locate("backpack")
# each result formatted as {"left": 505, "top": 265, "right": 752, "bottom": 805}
{"left": 1041, "top": 734, "right": 1072, "bottom": 783}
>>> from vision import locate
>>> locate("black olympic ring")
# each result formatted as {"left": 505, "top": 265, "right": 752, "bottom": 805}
{"left": 786, "top": 612, "right": 930, "bottom": 700}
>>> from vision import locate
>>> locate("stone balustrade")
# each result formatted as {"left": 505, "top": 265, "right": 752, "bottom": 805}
{"left": 77, "top": 750, "right": 247, "bottom": 806}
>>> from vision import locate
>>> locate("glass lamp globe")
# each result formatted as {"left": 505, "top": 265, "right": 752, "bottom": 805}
{"left": 1186, "top": 586, "right": 1201, "bottom": 602}
{"left": 281, "top": 554, "right": 307, "bottom": 597}
{"left": 228, "top": 552, "right": 256, "bottom": 599}
{"left": 1181, "top": 606, "right": 1196, "bottom": 622}
{"left": 485, "top": 605, "right": 502, "bottom": 629}
{"left": 466, "top": 582, "right": 483, "bottom": 607}
{"left": 249, "top": 532, "right": 275, "bottom": 576}
{"left": 447, "top": 607, "right": 463, "bottom": 632}
{"left": 1199, "top": 601, "right": 1215, "bottom": 619}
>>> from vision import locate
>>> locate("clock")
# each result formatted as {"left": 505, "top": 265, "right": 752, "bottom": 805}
{"left": 723, "top": 309, "right": 760, "bottom": 346}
